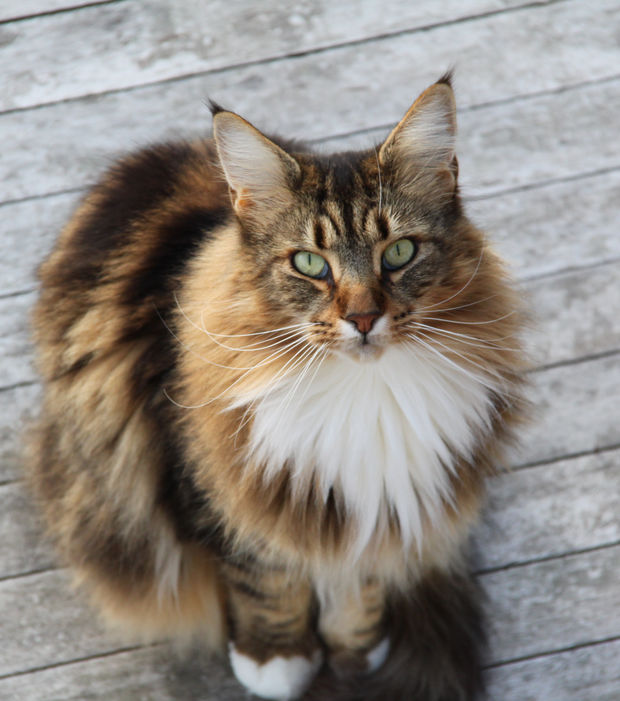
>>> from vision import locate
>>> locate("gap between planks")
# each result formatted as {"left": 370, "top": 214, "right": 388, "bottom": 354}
{"left": 484, "top": 633, "right": 620, "bottom": 670}
{"left": 0, "top": 1, "right": 121, "bottom": 26}
{"left": 0, "top": 643, "right": 161, "bottom": 682}
{"left": 0, "top": 0, "right": 572, "bottom": 117}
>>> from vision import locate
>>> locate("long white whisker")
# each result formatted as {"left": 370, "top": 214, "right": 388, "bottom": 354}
{"left": 413, "top": 248, "right": 484, "bottom": 313}
{"left": 412, "top": 330, "right": 503, "bottom": 381}
{"left": 403, "top": 334, "right": 500, "bottom": 396}
{"left": 272, "top": 344, "right": 327, "bottom": 434}
{"left": 418, "top": 310, "right": 517, "bottom": 326}
{"left": 406, "top": 320, "right": 519, "bottom": 352}
{"left": 232, "top": 341, "right": 320, "bottom": 442}
{"left": 164, "top": 334, "right": 311, "bottom": 411}
{"left": 200, "top": 311, "right": 312, "bottom": 352}
{"left": 418, "top": 292, "right": 500, "bottom": 315}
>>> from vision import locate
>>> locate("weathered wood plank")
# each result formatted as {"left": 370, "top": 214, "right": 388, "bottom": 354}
{"left": 0, "top": 1, "right": 110, "bottom": 23}
{"left": 482, "top": 546, "right": 620, "bottom": 664}
{"left": 0, "top": 644, "right": 246, "bottom": 700}
{"left": 0, "top": 0, "right": 595, "bottom": 113}
{"left": 517, "top": 353, "right": 620, "bottom": 466}
{"left": 1, "top": 24, "right": 619, "bottom": 204}
{"left": 486, "top": 638, "right": 620, "bottom": 701}
{"left": 0, "top": 569, "right": 117, "bottom": 677}
{"left": 0, "top": 382, "right": 40, "bottom": 484}
{"left": 0, "top": 191, "right": 77, "bottom": 297}
{"left": 473, "top": 449, "right": 620, "bottom": 571}
{"left": 0, "top": 482, "right": 55, "bottom": 578}
{"left": 2, "top": 164, "right": 619, "bottom": 299}
{"left": 0, "top": 291, "right": 36, "bottom": 388}
{"left": 468, "top": 169, "right": 620, "bottom": 280}
{"left": 526, "top": 261, "right": 620, "bottom": 367}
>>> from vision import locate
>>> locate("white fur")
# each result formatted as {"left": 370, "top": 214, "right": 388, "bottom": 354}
{"left": 229, "top": 644, "right": 322, "bottom": 700}
{"left": 366, "top": 637, "right": 390, "bottom": 672}
{"left": 239, "top": 341, "right": 496, "bottom": 556}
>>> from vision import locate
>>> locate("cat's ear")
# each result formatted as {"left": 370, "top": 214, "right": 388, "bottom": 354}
{"left": 379, "top": 76, "right": 458, "bottom": 191}
{"left": 212, "top": 109, "right": 300, "bottom": 217}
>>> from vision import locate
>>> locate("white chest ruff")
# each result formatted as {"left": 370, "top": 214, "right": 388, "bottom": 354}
{"left": 242, "top": 345, "right": 495, "bottom": 554}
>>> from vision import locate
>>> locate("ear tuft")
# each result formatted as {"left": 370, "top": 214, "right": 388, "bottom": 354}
{"left": 212, "top": 111, "right": 300, "bottom": 216}
{"left": 435, "top": 68, "right": 454, "bottom": 89}
{"left": 208, "top": 99, "right": 226, "bottom": 117}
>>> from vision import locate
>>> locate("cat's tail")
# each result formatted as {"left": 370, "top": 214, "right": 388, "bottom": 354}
{"left": 304, "top": 567, "right": 486, "bottom": 701}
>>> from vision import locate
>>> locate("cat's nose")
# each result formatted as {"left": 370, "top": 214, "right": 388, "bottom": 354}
{"left": 345, "top": 312, "right": 381, "bottom": 335}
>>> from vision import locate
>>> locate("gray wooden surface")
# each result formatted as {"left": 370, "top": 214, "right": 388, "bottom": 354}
{"left": 1, "top": 1, "right": 619, "bottom": 699}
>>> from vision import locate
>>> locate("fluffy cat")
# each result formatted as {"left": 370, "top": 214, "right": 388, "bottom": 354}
{"left": 28, "top": 74, "right": 526, "bottom": 700}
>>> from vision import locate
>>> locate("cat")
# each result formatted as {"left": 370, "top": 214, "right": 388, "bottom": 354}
{"left": 28, "top": 73, "right": 527, "bottom": 700}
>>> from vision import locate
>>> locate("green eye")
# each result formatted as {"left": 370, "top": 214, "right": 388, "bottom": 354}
{"left": 293, "top": 251, "right": 329, "bottom": 279}
{"left": 382, "top": 238, "right": 416, "bottom": 271}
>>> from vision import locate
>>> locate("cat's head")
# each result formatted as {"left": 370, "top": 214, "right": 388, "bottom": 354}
{"left": 211, "top": 76, "right": 510, "bottom": 364}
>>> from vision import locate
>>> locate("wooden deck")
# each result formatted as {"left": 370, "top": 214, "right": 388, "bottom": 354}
{"left": 1, "top": 1, "right": 619, "bottom": 698}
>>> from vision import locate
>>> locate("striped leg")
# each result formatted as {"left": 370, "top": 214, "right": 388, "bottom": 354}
{"left": 223, "top": 558, "right": 322, "bottom": 700}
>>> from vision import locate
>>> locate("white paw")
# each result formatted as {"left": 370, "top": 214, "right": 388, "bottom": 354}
{"left": 366, "top": 637, "right": 390, "bottom": 672}
{"left": 229, "top": 644, "right": 322, "bottom": 700}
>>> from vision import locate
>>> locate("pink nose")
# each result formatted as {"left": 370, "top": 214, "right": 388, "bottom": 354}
{"left": 345, "top": 312, "right": 381, "bottom": 335}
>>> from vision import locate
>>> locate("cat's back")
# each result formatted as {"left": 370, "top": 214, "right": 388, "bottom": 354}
{"left": 34, "top": 139, "right": 231, "bottom": 380}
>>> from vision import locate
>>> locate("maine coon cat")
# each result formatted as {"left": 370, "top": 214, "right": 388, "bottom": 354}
{"left": 28, "top": 74, "right": 526, "bottom": 700}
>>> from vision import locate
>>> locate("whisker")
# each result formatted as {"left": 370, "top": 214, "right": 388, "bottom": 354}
{"left": 201, "top": 320, "right": 315, "bottom": 339}
{"left": 418, "top": 292, "right": 500, "bottom": 315}
{"left": 164, "top": 334, "right": 312, "bottom": 411}
{"left": 232, "top": 342, "right": 321, "bottom": 442}
{"left": 405, "top": 320, "right": 519, "bottom": 352}
{"left": 403, "top": 334, "right": 501, "bottom": 397}
{"left": 405, "top": 333, "right": 521, "bottom": 403}
{"left": 156, "top": 304, "right": 297, "bottom": 371}
{"left": 417, "top": 310, "right": 517, "bottom": 326}
{"left": 413, "top": 248, "right": 484, "bottom": 313}
{"left": 272, "top": 343, "right": 327, "bottom": 432}
{"left": 411, "top": 330, "right": 503, "bottom": 381}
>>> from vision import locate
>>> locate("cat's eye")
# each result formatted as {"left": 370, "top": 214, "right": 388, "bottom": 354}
{"left": 293, "top": 251, "right": 329, "bottom": 279}
{"left": 382, "top": 238, "right": 416, "bottom": 271}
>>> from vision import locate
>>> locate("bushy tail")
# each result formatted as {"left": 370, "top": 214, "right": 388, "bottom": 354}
{"left": 304, "top": 568, "right": 486, "bottom": 701}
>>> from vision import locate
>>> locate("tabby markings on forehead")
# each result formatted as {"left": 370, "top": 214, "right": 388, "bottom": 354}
{"left": 230, "top": 345, "right": 497, "bottom": 556}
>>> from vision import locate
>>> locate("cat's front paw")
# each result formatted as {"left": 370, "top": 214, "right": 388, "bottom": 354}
{"left": 229, "top": 644, "right": 322, "bottom": 700}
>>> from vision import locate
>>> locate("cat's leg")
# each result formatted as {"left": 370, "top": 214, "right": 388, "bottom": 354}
{"left": 317, "top": 577, "right": 389, "bottom": 676}
{"left": 223, "top": 558, "right": 323, "bottom": 700}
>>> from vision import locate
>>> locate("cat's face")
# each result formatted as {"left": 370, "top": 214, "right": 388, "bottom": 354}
{"left": 212, "top": 79, "right": 502, "bottom": 365}
{"left": 240, "top": 155, "right": 469, "bottom": 363}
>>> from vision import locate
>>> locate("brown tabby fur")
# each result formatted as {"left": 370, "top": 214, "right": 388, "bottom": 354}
{"left": 28, "top": 75, "right": 527, "bottom": 699}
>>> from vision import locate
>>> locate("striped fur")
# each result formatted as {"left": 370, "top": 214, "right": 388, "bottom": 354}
{"left": 28, "top": 76, "right": 527, "bottom": 700}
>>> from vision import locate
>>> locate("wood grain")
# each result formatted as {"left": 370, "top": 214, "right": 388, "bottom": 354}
{"left": 1, "top": 21, "right": 619, "bottom": 204}
{"left": 482, "top": 545, "right": 620, "bottom": 664}
{"left": 474, "top": 449, "right": 620, "bottom": 570}
{"left": 0, "top": 644, "right": 246, "bottom": 700}
{"left": 486, "top": 638, "right": 620, "bottom": 701}
{"left": 0, "top": 1, "right": 111, "bottom": 23}
{"left": 0, "top": 0, "right": 584, "bottom": 112}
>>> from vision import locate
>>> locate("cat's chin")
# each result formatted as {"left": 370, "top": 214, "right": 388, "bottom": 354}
{"left": 335, "top": 342, "right": 386, "bottom": 363}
